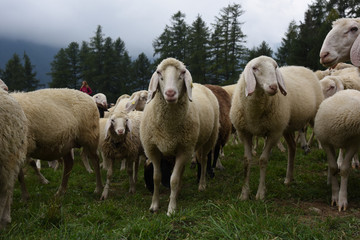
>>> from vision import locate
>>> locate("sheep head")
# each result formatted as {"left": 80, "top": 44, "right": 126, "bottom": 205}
{"left": 320, "top": 18, "right": 360, "bottom": 67}
{"left": 319, "top": 76, "right": 344, "bottom": 99}
{"left": 125, "top": 90, "right": 148, "bottom": 112}
{"left": 0, "top": 79, "right": 8, "bottom": 91}
{"left": 93, "top": 93, "right": 108, "bottom": 110}
{"left": 147, "top": 58, "right": 193, "bottom": 104}
{"left": 104, "top": 111, "right": 132, "bottom": 139}
{"left": 243, "top": 56, "right": 287, "bottom": 97}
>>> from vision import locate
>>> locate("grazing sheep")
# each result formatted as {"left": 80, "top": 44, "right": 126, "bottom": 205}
{"left": 100, "top": 110, "right": 144, "bottom": 199}
{"left": 140, "top": 58, "right": 219, "bottom": 216}
{"left": 314, "top": 89, "right": 360, "bottom": 211}
{"left": 320, "top": 18, "right": 360, "bottom": 67}
{"left": 12, "top": 88, "right": 103, "bottom": 197}
{"left": 230, "top": 56, "right": 323, "bottom": 200}
{"left": 0, "top": 88, "right": 28, "bottom": 229}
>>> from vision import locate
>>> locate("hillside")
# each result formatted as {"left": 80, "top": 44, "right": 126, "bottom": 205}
{"left": 0, "top": 38, "right": 60, "bottom": 87}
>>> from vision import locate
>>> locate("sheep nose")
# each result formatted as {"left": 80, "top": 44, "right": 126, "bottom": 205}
{"left": 269, "top": 84, "right": 278, "bottom": 91}
{"left": 320, "top": 51, "right": 329, "bottom": 61}
{"left": 165, "top": 89, "right": 176, "bottom": 98}
{"left": 117, "top": 129, "right": 125, "bottom": 135}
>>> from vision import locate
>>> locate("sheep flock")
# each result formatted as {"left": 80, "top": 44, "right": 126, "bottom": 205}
{"left": 2, "top": 17, "right": 360, "bottom": 229}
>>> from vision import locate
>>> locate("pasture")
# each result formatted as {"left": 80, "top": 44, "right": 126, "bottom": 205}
{"left": 1, "top": 137, "right": 360, "bottom": 239}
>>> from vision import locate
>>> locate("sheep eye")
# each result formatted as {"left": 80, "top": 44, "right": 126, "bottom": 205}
{"left": 351, "top": 27, "right": 358, "bottom": 32}
{"left": 252, "top": 67, "right": 258, "bottom": 71}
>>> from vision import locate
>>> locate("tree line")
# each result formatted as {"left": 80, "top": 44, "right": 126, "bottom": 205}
{"left": 0, "top": 0, "right": 359, "bottom": 103}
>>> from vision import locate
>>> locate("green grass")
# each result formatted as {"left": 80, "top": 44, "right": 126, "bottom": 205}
{"left": 2, "top": 139, "right": 360, "bottom": 239}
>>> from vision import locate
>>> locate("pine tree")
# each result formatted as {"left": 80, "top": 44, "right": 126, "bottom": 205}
{"left": 3, "top": 53, "right": 25, "bottom": 91}
{"left": 186, "top": 15, "right": 210, "bottom": 84}
{"left": 65, "top": 42, "right": 81, "bottom": 89}
{"left": 23, "top": 52, "right": 40, "bottom": 91}
{"left": 246, "top": 41, "right": 273, "bottom": 62}
{"left": 131, "top": 53, "right": 152, "bottom": 91}
{"left": 209, "top": 3, "right": 246, "bottom": 84}
{"left": 275, "top": 20, "right": 299, "bottom": 66}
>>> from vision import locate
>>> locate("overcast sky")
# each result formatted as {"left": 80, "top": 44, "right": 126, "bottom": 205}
{"left": 0, "top": 0, "right": 314, "bottom": 59}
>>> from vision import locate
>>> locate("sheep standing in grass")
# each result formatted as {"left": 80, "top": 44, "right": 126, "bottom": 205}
{"left": 12, "top": 88, "right": 103, "bottom": 197}
{"left": 0, "top": 87, "right": 28, "bottom": 229}
{"left": 100, "top": 110, "right": 144, "bottom": 200}
{"left": 314, "top": 89, "right": 360, "bottom": 211}
{"left": 230, "top": 56, "right": 323, "bottom": 200}
{"left": 320, "top": 18, "right": 360, "bottom": 67}
{"left": 140, "top": 58, "right": 219, "bottom": 216}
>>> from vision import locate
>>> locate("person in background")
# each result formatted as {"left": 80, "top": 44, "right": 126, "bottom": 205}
{"left": 80, "top": 81, "right": 92, "bottom": 95}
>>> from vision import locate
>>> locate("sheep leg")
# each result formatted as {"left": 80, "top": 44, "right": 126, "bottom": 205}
{"left": 18, "top": 168, "right": 30, "bottom": 201}
{"left": 323, "top": 144, "right": 340, "bottom": 207}
{"left": 338, "top": 146, "right": 357, "bottom": 211}
{"left": 240, "top": 133, "right": 253, "bottom": 200}
{"left": 0, "top": 191, "right": 12, "bottom": 229}
{"left": 256, "top": 134, "right": 279, "bottom": 200}
{"left": 86, "top": 150, "right": 103, "bottom": 194}
{"left": 167, "top": 153, "right": 188, "bottom": 216}
{"left": 206, "top": 150, "right": 215, "bottom": 179}
{"left": 120, "top": 160, "right": 126, "bottom": 171}
{"left": 149, "top": 151, "right": 162, "bottom": 213}
{"left": 213, "top": 144, "right": 224, "bottom": 170}
{"left": 298, "top": 129, "right": 310, "bottom": 155}
{"left": 283, "top": 132, "right": 296, "bottom": 185}
{"left": 81, "top": 153, "right": 93, "bottom": 173}
{"left": 352, "top": 153, "right": 359, "bottom": 169}
{"left": 100, "top": 158, "right": 113, "bottom": 200}
{"left": 197, "top": 150, "right": 208, "bottom": 191}
{"left": 126, "top": 159, "right": 136, "bottom": 194}
{"left": 55, "top": 151, "right": 74, "bottom": 196}
{"left": 29, "top": 159, "right": 49, "bottom": 184}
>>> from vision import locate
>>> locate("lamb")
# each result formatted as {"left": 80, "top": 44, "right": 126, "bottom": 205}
{"left": 230, "top": 56, "right": 323, "bottom": 200}
{"left": 0, "top": 87, "right": 28, "bottom": 229}
{"left": 100, "top": 110, "right": 145, "bottom": 200}
{"left": 11, "top": 88, "right": 103, "bottom": 198}
{"left": 320, "top": 18, "right": 360, "bottom": 67}
{"left": 314, "top": 89, "right": 360, "bottom": 211}
{"left": 140, "top": 58, "right": 219, "bottom": 216}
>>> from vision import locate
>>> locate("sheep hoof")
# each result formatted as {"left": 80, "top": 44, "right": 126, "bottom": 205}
{"left": 284, "top": 178, "right": 293, "bottom": 185}
{"left": 198, "top": 184, "right": 206, "bottom": 191}
{"left": 167, "top": 209, "right": 175, "bottom": 217}
{"left": 40, "top": 178, "right": 50, "bottom": 185}
{"left": 239, "top": 189, "right": 249, "bottom": 200}
{"left": 149, "top": 205, "right": 159, "bottom": 213}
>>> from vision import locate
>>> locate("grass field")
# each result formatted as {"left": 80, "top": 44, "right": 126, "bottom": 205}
{"left": 1, "top": 138, "right": 360, "bottom": 239}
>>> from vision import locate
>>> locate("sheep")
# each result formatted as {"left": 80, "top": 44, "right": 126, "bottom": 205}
{"left": 230, "top": 56, "right": 323, "bottom": 200}
{"left": 140, "top": 57, "right": 219, "bottom": 216}
{"left": 0, "top": 88, "right": 28, "bottom": 229}
{"left": 320, "top": 18, "right": 360, "bottom": 67}
{"left": 221, "top": 84, "right": 236, "bottom": 99}
{"left": 125, "top": 90, "right": 148, "bottom": 112}
{"left": 314, "top": 89, "right": 360, "bottom": 211}
{"left": 104, "top": 94, "right": 130, "bottom": 118}
{"left": 93, "top": 93, "right": 108, "bottom": 118}
{"left": 11, "top": 88, "right": 103, "bottom": 198}
{"left": 203, "top": 84, "right": 232, "bottom": 176}
{"left": 100, "top": 110, "right": 145, "bottom": 200}
{"left": 314, "top": 62, "right": 356, "bottom": 80}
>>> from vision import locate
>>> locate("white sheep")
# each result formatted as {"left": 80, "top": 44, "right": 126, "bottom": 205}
{"left": 125, "top": 90, "right": 148, "bottom": 112}
{"left": 140, "top": 58, "right": 219, "bottom": 216}
{"left": 100, "top": 110, "right": 145, "bottom": 200}
{"left": 0, "top": 87, "right": 28, "bottom": 229}
{"left": 93, "top": 93, "right": 108, "bottom": 118}
{"left": 230, "top": 56, "right": 323, "bottom": 200}
{"left": 320, "top": 18, "right": 360, "bottom": 67}
{"left": 11, "top": 88, "right": 103, "bottom": 197}
{"left": 221, "top": 84, "right": 237, "bottom": 99}
{"left": 104, "top": 94, "right": 130, "bottom": 118}
{"left": 314, "top": 89, "right": 360, "bottom": 211}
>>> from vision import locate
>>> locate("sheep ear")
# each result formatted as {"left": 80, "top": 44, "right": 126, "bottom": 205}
{"left": 335, "top": 78, "right": 344, "bottom": 91}
{"left": 126, "top": 119, "right": 133, "bottom": 133}
{"left": 183, "top": 69, "right": 193, "bottom": 102}
{"left": 147, "top": 72, "right": 159, "bottom": 103}
{"left": 276, "top": 67, "right": 287, "bottom": 96}
{"left": 104, "top": 118, "right": 112, "bottom": 139}
{"left": 244, "top": 66, "right": 256, "bottom": 96}
{"left": 125, "top": 94, "right": 139, "bottom": 112}
{"left": 350, "top": 34, "right": 360, "bottom": 67}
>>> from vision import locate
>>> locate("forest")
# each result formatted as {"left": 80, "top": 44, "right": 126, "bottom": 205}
{"left": 0, "top": 0, "right": 359, "bottom": 103}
